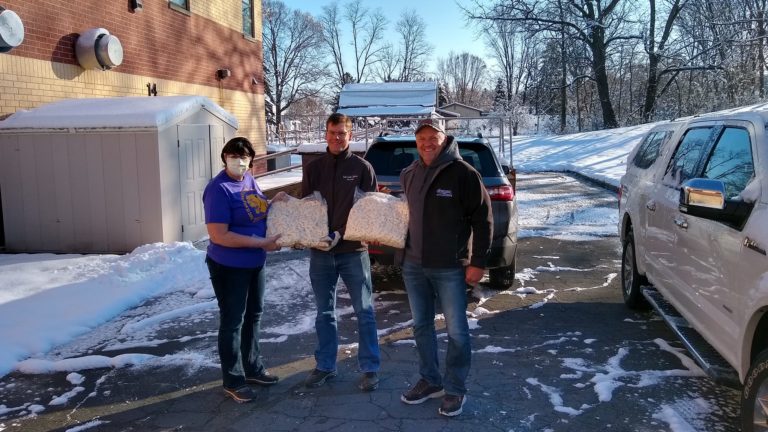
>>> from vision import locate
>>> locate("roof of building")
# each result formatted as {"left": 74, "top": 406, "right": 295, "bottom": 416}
{"left": 440, "top": 101, "right": 484, "bottom": 113}
{"left": 0, "top": 96, "right": 238, "bottom": 131}
{"left": 337, "top": 82, "right": 438, "bottom": 117}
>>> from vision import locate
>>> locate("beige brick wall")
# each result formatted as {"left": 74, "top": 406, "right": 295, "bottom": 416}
{"left": 0, "top": 56, "right": 267, "bottom": 155}
{"left": 192, "top": 0, "right": 262, "bottom": 41}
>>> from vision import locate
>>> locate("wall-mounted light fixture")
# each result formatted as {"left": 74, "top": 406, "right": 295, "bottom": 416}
{"left": 130, "top": 0, "right": 144, "bottom": 12}
{"left": 76, "top": 28, "right": 124, "bottom": 71}
{"left": 0, "top": 6, "right": 25, "bottom": 54}
{"left": 216, "top": 68, "right": 231, "bottom": 80}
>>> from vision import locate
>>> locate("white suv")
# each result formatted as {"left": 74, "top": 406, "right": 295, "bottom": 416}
{"left": 618, "top": 108, "right": 768, "bottom": 431}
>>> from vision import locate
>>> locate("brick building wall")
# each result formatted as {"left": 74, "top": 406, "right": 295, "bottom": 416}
{"left": 0, "top": 0, "right": 266, "bottom": 156}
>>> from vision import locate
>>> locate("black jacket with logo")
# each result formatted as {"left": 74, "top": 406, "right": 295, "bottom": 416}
{"left": 301, "top": 146, "right": 377, "bottom": 253}
{"left": 399, "top": 136, "right": 492, "bottom": 269}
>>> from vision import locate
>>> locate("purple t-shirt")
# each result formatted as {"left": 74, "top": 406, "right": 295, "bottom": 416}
{"left": 203, "top": 170, "right": 268, "bottom": 268}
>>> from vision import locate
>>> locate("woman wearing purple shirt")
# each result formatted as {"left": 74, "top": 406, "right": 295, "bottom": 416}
{"left": 203, "top": 137, "right": 284, "bottom": 403}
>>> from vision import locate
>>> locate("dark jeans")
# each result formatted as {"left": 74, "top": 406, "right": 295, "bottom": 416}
{"left": 309, "top": 250, "right": 381, "bottom": 373}
{"left": 402, "top": 261, "right": 471, "bottom": 396}
{"left": 206, "top": 256, "right": 266, "bottom": 389}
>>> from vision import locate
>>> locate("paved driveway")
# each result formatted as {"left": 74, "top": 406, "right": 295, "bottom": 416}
{"left": 1, "top": 173, "right": 740, "bottom": 432}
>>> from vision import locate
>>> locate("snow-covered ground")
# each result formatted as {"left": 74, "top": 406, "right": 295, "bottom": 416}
{"left": 3, "top": 123, "right": 722, "bottom": 431}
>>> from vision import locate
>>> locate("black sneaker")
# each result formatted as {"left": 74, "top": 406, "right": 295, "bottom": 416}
{"left": 223, "top": 385, "right": 257, "bottom": 403}
{"left": 438, "top": 394, "right": 466, "bottom": 417}
{"left": 246, "top": 370, "right": 279, "bottom": 386}
{"left": 304, "top": 369, "right": 338, "bottom": 388}
{"left": 358, "top": 372, "right": 379, "bottom": 392}
{"left": 400, "top": 378, "right": 445, "bottom": 404}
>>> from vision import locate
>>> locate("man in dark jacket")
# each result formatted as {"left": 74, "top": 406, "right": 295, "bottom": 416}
{"left": 398, "top": 116, "right": 492, "bottom": 417}
{"left": 301, "top": 113, "right": 381, "bottom": 392}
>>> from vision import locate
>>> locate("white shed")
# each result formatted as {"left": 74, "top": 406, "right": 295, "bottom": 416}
{"left": 0, "top": 96, "right": 238, "bottom": 253}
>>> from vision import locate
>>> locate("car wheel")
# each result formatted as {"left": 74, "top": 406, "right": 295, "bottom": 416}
{"left": 621, "top": 230, "right": 648, "bottom": 309}
{"left": 742, "top": 349, "right": 768, "bottom": 432}
{"left": 489, "top": 260, "right": 516, "bottom": 288}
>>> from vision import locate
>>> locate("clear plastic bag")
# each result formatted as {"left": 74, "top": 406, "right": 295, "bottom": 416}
{"left": 345, "top": 189, "right": 409, "bottom": 248}
{"left": 266, "top": 192, "right": 328, "bottom": 249}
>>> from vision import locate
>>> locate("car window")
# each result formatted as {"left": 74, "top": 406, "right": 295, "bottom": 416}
{"left": 633, "top": 131, "right": 669, "bottom": 169}
{"left": 702, "top": 127, "right": 755, "bottom": 199}
{"left": 458, "top": 143, "right": 502, "bottom": 177}
{"left": 366, "top": 141, "right": 501, "bottom": 177}
{"left": 365, "top": 145, "right": 420, "bottom": 176}
{"left": 664, "top": 127, "right": 713, "bottom": 186}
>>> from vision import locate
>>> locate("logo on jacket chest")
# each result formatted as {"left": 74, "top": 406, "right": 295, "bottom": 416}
{"left": 342, "top": 175, "right": 359, "bottom": 182}
{"left": 435, "top": 188, "right": 453, "bottom": 198}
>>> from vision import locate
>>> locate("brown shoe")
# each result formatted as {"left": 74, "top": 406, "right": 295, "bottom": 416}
{"left": 358, "top": 372, "right": 379, "bottom": 392}
{"left": 438, "top": 394, "right": 466, "bottom": 417}
{"left": 304, "top": 369, "right": 338, "bottom": 388}
{"left": 400, "top": 378, "right": 444, "bottom": 404}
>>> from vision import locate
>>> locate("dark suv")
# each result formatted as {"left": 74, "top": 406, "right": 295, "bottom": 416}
{"left": 363, "top": 135, "right": 518, "bottom": 287}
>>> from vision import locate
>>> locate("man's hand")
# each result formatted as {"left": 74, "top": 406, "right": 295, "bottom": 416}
{"left": 465, "top": 265, "right": 485, "bottom": 286}
{"left": 316, "top": 231, "right": 341, "bottom": 251}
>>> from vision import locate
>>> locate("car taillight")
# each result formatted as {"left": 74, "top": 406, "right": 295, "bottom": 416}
{"left": 487, "top": 185, "right": 515, "bottom": 201}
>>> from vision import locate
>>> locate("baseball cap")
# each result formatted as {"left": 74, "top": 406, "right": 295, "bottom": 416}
{"left": 415, "top": 115, "right": 445, "bottom": 134}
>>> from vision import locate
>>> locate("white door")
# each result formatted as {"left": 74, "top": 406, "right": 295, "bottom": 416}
{"left": 644, "top": 126, "right": 716, "bottom": 304}
{"left": 178, "top": 125, "right": 217, "bottom": 241}
{"left": 672, "top": 124, "right": 757, "bottom": 364}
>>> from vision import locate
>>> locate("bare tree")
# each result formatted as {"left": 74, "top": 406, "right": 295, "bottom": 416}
{"left": 437, "top": 52, "right": 489, "bottom": 106}
{"left": 466, "top": 0, "right": 641, "bottom": 128}
{"left": 641, "top": 0, "right": 686, "bottom": 121}
{"left": 396, "top": 10, "right": 432, "bottom": 81}
{"left": 373, "top": 44, "right": 402, "bottom": 82}
{"left": 263, "top": 0, "right": 327, "bottom": 141}
{"left": 480, "top": 19, "right": 537, "bottom": 106}
{"left": 320, "top": 0, "right": 387, "bottom": 86}
{"left": 745, "top": 0, "right": 768, "bottom": 98}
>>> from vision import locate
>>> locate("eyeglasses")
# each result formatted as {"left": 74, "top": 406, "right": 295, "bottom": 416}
{"left": 326, "top": 130, "right": 349, "bottom": 138}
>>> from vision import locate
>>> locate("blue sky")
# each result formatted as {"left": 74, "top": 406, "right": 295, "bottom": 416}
{"left": 277, "top": 0, "right": 489, "bottom": 75}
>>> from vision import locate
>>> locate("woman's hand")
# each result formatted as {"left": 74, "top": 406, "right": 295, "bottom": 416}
{"left": 207, "top": 223, "right": 282, "bottom": 251}
{"left": 256, "top": 234, "right": 282, "bottom": 251}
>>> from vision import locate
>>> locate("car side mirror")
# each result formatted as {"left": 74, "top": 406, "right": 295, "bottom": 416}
{"left": 501, "top": 164, "right": 510, "bottom": 175}
{"left": 680, "top": 178, "right": 725, "bottom": 210}
{"left": 679, "top": 178, "right": 753, "bottom": 230}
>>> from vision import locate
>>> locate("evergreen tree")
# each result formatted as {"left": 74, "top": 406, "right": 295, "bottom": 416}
{"left": 329, "top": 72, "right": 355, "bottom": 111}
{"left": 492, "top": 77, "right": 508, "bottom": 112}
{"left": 437, "top": 81, "right": 449, "bottom": 106}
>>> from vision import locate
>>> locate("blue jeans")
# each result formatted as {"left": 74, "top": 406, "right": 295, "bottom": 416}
{"left": 309, "top": 250, "right": 380, "bottom": 373}
{"left": 402, "top": 261, "right": 471, "bottom": 396}
{"left": 206, "top": 256, "right": 267, "bottom": 389}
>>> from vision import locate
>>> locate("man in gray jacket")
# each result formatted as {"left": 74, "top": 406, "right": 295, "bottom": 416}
{"left": 398, "top": 116, "right": 492, "bottom": 417}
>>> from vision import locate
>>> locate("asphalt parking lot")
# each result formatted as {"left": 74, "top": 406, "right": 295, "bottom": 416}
{"left": 0, "top": 173, "right": 742, "bottom": 432}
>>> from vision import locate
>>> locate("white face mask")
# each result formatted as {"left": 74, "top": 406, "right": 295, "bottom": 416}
{"left": 226, "top": 156, "right": 250, "bottom": 176}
